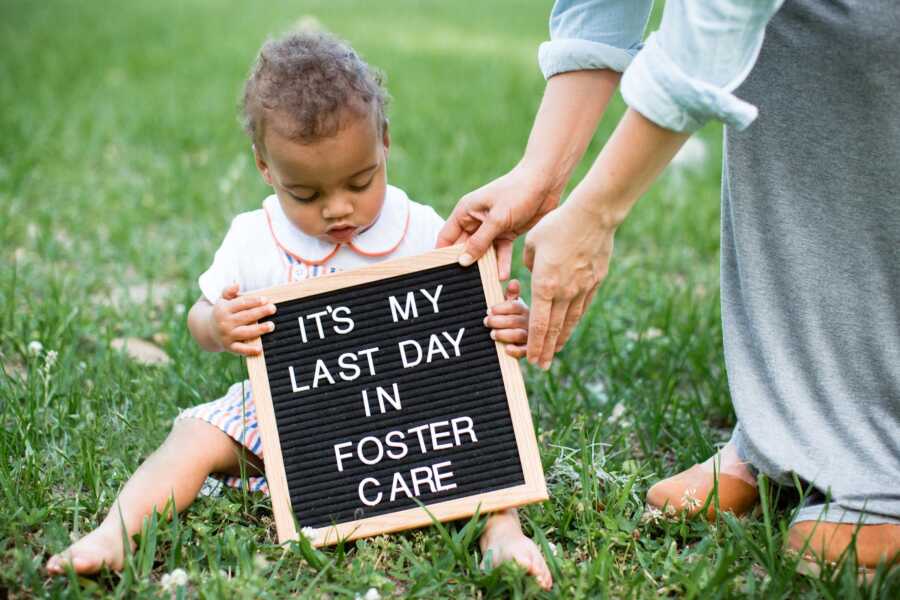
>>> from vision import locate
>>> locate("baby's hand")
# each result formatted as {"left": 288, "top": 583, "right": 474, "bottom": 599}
{"left": 210, "top": 284, "right": 277, "bottom": 356}
{"left": 485, "top": 279, "right": 528, "bottom": 359}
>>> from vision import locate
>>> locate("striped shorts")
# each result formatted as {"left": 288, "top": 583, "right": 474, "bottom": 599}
{"left": 177, "top": 380, "right": 269, "bottom": 495}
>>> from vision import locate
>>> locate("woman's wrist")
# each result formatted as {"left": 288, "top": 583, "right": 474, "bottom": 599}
{"left": 565, "top": 182, "right": 630, "bottom": 232}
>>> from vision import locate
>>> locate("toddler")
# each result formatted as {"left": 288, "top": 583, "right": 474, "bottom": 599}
{"left": 47, "top": 30, "right": 551, "bottom": 590}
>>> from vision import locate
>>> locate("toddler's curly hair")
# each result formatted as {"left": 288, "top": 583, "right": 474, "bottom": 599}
{"left": 242, "top": 30, "right": 388, "bottom": 147}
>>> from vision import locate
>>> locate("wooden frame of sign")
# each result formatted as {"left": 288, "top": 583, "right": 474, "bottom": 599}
{"left": 245, "top": 245, "right": 547, "bottom": 546}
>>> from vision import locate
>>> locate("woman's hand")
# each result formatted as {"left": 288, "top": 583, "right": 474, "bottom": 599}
{"left": 523, "top": 199, "right": 617, "bottom": 369}
{"left": 437, "top": 165, "right": 560, "bottom": 280}
{"left": 437, "top": 70, "right": 621, "bottom": 280}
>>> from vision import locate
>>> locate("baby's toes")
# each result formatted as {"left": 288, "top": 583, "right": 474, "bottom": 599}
{"left": 46, "top": 553, "right": 66, "bottom": 575}
{"left": 526, "top": 546, "right": 553, "bottom": 590}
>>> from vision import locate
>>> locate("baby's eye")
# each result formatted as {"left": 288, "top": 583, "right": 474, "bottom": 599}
{"left": 348, "top": 177, "right": 374, "bottom": 193}
{"left": 288, "top": 190, "right": 319, "bottom": 203}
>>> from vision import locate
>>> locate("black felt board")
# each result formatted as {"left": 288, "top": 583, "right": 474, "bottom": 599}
{"left": 259, "top": 262, "right": 525, "bottom": 528}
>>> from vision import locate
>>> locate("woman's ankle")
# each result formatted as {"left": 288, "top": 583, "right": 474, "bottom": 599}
{"left": 700, "top": 442, "right": 757, "bottom": 487}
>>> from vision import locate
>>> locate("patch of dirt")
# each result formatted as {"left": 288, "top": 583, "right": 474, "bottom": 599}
{"left": 110, "top": 337, "right": 171, "bottom": 366}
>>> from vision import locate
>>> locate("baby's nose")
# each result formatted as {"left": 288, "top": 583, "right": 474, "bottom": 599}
{"left": 323, "top": 196, "right": 354, "bottom": 219}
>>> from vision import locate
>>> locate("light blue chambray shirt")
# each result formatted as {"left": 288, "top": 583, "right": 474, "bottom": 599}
{"left": 539, "top": 0, "right": 786, "bottom": 132}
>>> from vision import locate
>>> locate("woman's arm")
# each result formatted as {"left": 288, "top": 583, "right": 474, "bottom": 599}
{"left": 522, "top": 0, "right": 786, "bottom": 366}
{"left": 437, "top": 69, "right": 620, "bottom": 278}
{"left": 437, "top": 0, "right": 654, "bottom": 279}
{"left": 523, "top": 109, "right": 689, "bottom": 368}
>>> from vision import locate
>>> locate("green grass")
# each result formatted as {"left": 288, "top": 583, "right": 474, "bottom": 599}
{"left": 1, "top": 0, "right": 897, "bottom": 597}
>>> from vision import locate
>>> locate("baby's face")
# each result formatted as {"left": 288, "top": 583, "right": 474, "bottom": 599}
{"left": 254, "top": 113, "right": 389, "bottom": 245}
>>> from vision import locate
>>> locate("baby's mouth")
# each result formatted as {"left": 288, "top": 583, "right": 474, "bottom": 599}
{"left": 326, "top": 225, "right": 358, "bottom": 243}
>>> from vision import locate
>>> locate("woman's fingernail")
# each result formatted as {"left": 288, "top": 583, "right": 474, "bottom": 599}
{"left": 459, "top": 253, "right": 474, "bottom": 267}
{"left": 490, "top": 331, "right": 496, "bottom": 340}
{"left": 483, "top": 317, "right": 489, "bottom": 326}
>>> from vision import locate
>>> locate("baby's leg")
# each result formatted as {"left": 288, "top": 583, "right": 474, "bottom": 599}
{"left": 47, "top": 419, "right": 255, "bottom": 575}
{"left": 480, "top": 509, "right": 553, "bottom": 590}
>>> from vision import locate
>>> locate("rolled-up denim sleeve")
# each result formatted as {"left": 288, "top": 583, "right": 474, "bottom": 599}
{"left": 621, "top": 0, "right": 785, "bottom": 132}
{"left": 539, "top": 0, "right": 654, "bottom": 78}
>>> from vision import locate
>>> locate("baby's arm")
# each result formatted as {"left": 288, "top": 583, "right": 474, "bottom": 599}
{"left": 484, "top": 279, "right": 529, "bottom": 358}
{"left": 187, "top": 283, "right": 277, "bottom": 356}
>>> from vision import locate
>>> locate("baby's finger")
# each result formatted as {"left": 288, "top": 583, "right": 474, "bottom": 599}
{"left": 221, "top": 284, "right": 241, "bottom": 301}
{"left": 490, "top": 328, "right": 528, "bottom": 345}
{"left": 226, "top": 295, "right": 270, "bottom": 314}
{"left": 484, "top": 314, "right": 528, "bottom": 330}
{"left": 504, "top": 279, "right": 521, "bottom": 302}
{"left": 504, "top": 344, "right": 527, "bottom": 359}
{"left": 489, "top": 301, "right": 527, "bottom": 316}
{"left": 232, "top": 302, "right": 277, "bottom": 324}
{"left": 229, "top": 341, "right": 263, "bottom": 356}
{"left": 231, "top": 321, "right": 275, "bottom": 340}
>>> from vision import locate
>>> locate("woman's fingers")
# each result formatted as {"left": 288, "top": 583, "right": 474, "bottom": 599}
{"left": 537, "top": 299, "right": 570, "bottom": 369}
{"left": 555, "top": 291, "right": 588, "bottom": 352}
{"left": 496, "top": 239, "right": 514, "bottom": 281}
{"left": 460, "top": 211, "right": 504, "bottom": 267}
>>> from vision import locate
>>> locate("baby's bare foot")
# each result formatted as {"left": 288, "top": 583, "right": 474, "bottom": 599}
{"left": 46, "top": 525, "right": 129, "bottom": 575}
{"left": 483, "top": 533, "right": 553, "bottom": 590}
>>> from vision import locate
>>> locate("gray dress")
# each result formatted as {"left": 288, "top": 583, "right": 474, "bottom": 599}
{"left": 724, "top": 0, "right": 900, "bottom": 525}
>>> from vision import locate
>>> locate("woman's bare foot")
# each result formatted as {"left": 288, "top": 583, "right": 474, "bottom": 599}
{"left": 46, "top": 523, "right": 130, "bottom": 575}
{"left": 646, "top": 441, "right": 759, "bottom": 519}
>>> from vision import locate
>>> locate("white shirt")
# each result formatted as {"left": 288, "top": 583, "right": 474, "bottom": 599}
{"left": 540, "top": 0, "right": 785, "bottom": 133}
{"left": 198, "top": 185, "right": 445, "bottom": 303}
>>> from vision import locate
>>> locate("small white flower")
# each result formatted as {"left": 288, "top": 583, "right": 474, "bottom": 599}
{"left": 641, "top": 506, "right": 664, "bottom": 525}
{"left": 174, "top": 303, "right": 186, "bottom": 315}
{"left": 607, "top": 402, "right": 626, "bottom": 424}
{"left": 681, "top": 487, "right": 702, "bottom": 511}
{"left": 548, "top": 542, "right": 559, "bottom": 557}
{"left": 45, "top": 350, "right": 58, "bottom": 368}
{"left": 362, "top": 588, "right": 382, "bottom": 600}
{"left": 300, "top": 526, "right": 317, "bottom": 542}
{"left": 160, "top": 567, "right": 188, "bottom": 591}
{"left": 27, "top": 340, "right": 43, "bottom": 356}
{"left": 644, "top": 327, "right": 664, "bottom": 340}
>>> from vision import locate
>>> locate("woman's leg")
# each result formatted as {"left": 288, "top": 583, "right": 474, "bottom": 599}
{"left": 46, "top": 419, "right": 257, "bottom": 575}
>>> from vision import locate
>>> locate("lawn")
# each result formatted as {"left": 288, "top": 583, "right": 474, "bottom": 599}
{"left": 1, "top": 0, "right": 896, "bottom": 598}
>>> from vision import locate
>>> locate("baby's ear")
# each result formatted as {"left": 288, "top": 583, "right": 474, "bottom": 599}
{"left": 252, "top": 144, "right": 274, "bottom": 186}
{"left": 381, "top": 121, "right": 391, "bottom": 154}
